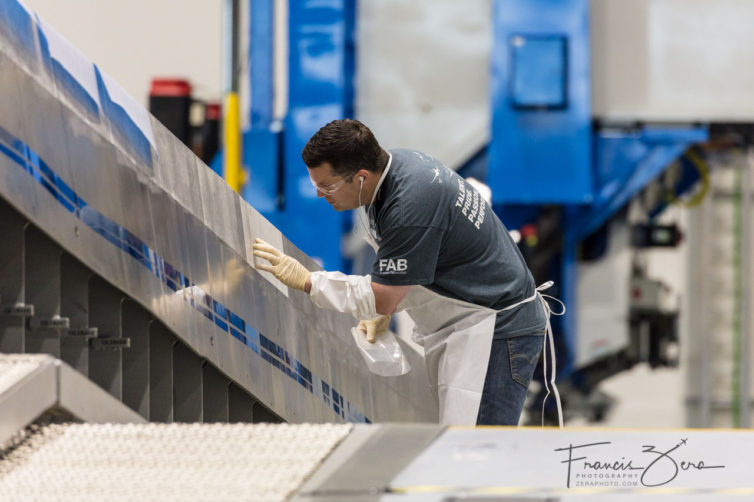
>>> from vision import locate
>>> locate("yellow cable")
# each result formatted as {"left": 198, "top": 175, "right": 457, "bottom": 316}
{"left": 676, "top": 149, "right": 710, "bottom": 208}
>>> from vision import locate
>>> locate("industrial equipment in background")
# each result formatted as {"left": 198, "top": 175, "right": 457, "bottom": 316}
{"left": 148, "top": 79, "right": 192, "bottom": 146}
{"left": 148, "top": 78, "right": 221, "bottom": 167}
{"left": 4, "top": 0, "right": 754, "bottom": 492}
{"left": 36, "top": 0, "right": 751, "bottom": 428}
{"left": 228, "top": 0, "right": 753, "bottom": 426}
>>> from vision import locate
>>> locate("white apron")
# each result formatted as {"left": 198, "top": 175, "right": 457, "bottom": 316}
{"left": 396, "top": 283, "right": 556, "bottom": 426}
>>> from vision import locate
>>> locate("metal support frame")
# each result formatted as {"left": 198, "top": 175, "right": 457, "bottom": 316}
{"left": 686, "top": 185, "right": 712, "bottom": 427}
{"left": 88, "top": 276, "right": 124, "bottom": 399}
{"left": 174, "top": 341, "right": 204, "bottom": 422}
{"left": 0, "top": 200, "right": 285, "bottom": 426}
{"left": 228, "top": 381, "right": 255, "bottom": 422}
{"left": 739, "top": 149, "right": 753, "bottom": 427}
{"left": 122, "top": 299, "right": 151, "bottom": 417}
{"left": 202, "top": 362, "right": 230, "bottom": 423}
{"left": 25, "top": 226, "right": 66, "bottom": 356}
{"left": 60, "top": 254, "right": 95, "bottom": 375}
{"left": 0, "top": 199, "right": 29, "bottom": 353}
{"left": 684, "top": 153, "right": 753, "bottom": 428}
{"left": 0, "top": 354, "right": 146, "bottom": 446}
{"left": 149, "top": 323, "right": 176, "bottom": 422}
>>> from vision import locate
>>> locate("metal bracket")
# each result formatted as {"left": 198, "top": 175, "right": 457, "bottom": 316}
{"left": 28, "top": 315, "right": 70, "bottom": 330}
{"left": 0, "top": 303, "right": 34, "bottom": 317}
{"left": 90, "top": 337, "right": 130, "bottom": 350}
{"left": 66, "top": 327, "right": 98, "bottom": 338}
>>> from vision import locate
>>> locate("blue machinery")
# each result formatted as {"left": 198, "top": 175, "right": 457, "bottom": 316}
{"left": 243, "top": 0, "right": 356, "bottom": 270}
{"left": 488, "top": 0, "right": 706, "bottom": 386}
{"left": 238, "top": 0, "right": 708, "bottom": 400}
{"left": 0, "top": 0, "right": 707, "bottom": 424}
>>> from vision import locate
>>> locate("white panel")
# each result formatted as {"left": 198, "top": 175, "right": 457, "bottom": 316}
{"left": 575, "top": 221, "right": 631, "bottom": 367}
{"left": 592, "top": 0, "right": 754, "bottom": 122}
{"left": 392, "top": 427, "right": 753, "bottom": 492}
{"left": 356, "top": 0, "right": 491, "bottom": 169}
{"left": 240, "top": 203, "right": 290, "bottom": 298}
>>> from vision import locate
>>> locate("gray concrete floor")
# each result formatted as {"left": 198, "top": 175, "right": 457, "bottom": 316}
{"left": 570, "top": 365, "right": 685, "bottom": 429}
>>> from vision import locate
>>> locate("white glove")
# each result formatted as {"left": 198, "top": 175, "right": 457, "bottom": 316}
{"left": 357, "top": 314, "right": 391, "bottom": 343}
{"left": 252, "top": 238, "right": 311, "bottom": 291}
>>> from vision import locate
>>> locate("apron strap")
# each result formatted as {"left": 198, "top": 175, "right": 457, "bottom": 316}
{"left": 538, "top": 288, "right": 566, "bottom": 428}
{"left": 497, "top": 281, "right": 565, "bottom": 313}
{"left": 496, "top": 280, "right": 566, "bottom": 428}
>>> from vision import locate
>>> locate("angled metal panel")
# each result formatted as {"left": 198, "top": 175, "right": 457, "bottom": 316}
{"left": 0, "top": 9, "right": 436, "bottom": 425}
{"left": 0, "top": 355, "right": 56, "bottom": 445}
{"left": 0, "top": 354, "right": 145, "bottom": 446}
{"left": 56, "top": 359, "right": 145, "bottom": 424}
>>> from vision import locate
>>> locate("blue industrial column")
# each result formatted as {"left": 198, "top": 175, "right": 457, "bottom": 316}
{"left": 487, "top": 0, "right": 708, "bottom": 397}
{"left": 243, "top": 0, "right": 280, "bottom": 215}
{"left": 489, "top": 0, "right": 592, "bottom": 205}
{"left": 282, "top": 0, "right": 352, "bottom": 269}
{"left": 488, "top": 0, "right": 592, "bottom": 382}
{"left": 244, "top": 0, "right": 354, "bottom": 270}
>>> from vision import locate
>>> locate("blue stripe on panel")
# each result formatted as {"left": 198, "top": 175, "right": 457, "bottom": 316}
{"left": 0, "top": 124, "right": 369, "bottom": 423}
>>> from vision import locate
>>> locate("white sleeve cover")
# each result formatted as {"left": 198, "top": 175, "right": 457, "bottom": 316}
{"left": 309, "top": 271, "right": 378, "bottom": 320}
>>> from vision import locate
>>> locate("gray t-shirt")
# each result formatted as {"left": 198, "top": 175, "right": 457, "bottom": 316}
{"left": 369, "top": 149, "right": 546, "bottom": 338}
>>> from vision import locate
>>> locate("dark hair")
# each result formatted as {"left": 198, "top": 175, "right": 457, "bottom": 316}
{"left": 302, "top": 119, "right": 389, "bottom": 177}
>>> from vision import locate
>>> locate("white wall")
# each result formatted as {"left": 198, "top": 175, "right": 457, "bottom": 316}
{"left": 592, "top": 0, "right": 754, "bottom": 122}
{"left": 23, "top": 0, "right": 224, "bottom": 106}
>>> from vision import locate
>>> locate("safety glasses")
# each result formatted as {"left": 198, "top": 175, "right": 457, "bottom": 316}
{"left": 309, "top": 172, "right": 356, "bottom": 195}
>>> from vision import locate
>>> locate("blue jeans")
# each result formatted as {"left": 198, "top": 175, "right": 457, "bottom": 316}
{"left": 476, "top": 333, "right": 544, "bottom": 425}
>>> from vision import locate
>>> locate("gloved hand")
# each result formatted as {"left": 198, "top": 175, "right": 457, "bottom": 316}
{"left": 252, "top": 238, "right": 311, "bottom": 291}
{"left": 357, "top": 314, "right": 391, "bottom": 343}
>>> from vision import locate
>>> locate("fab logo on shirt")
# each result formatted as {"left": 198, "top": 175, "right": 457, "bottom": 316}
{"left": 379, "top": 258, "right": 408, "bottom": 274}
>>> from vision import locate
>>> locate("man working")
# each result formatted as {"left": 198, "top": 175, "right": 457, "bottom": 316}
{"left": 253, "top": 119, "right": 552, "bottom": 426}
